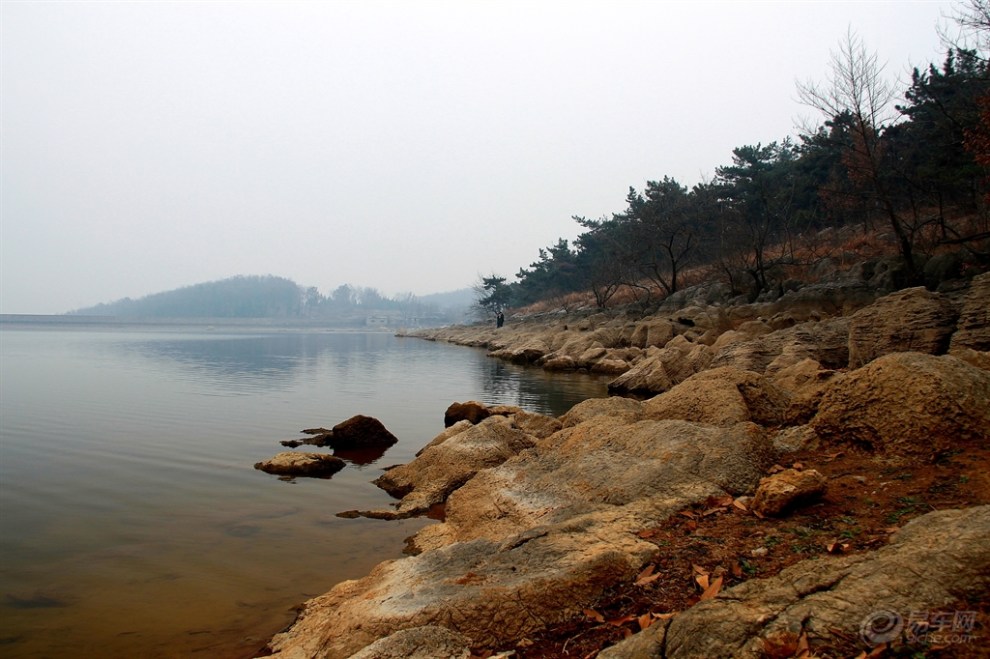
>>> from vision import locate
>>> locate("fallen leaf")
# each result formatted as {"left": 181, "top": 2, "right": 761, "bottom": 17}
{"left": 516, "top": 638, "right": 534, "bottom": 648}
{"left": 699, "top": 575, "right": 723, "bottom": 601}
{"left": 730, "top": 561, "right": 743, "bottom": 578}
{"left": 679, "top": 510, "right": 697, "bottom": 519}
{"left": 607, "top": 614, "right": 637, "bottom": 627}
{"left": 701, "top": 507, "right": 723, "bottom": 517}
{"left": 636, "top": 529, "right": 657, "bottom": 539}
{"left": 636, "top": 573, "right": 661, "bottom": 586}
{"left": 653, "top": 612, "right": 677, "bottom": 620}
{"left": 692, "top": 564, "right": 709, "bottom": 576}
{"left": 583, "top": 608, "right": 604, "bottom": 623}
{"left": 792, "top": 462, "right": 804, "bottom": 470}
{"left": 826, "top": 542, "right": 850, "bottom": 554}
{"left": 636, "top": 564, "right": 655, "bottom": 580}
{"left": 684, "top": 520, "right": 698, "bottom": 532}
{"left": 732, "top": 498, "right": 748, "bottom": 511}
{"left": 769, "top": 464, "right": 786, "bottom": 474}
{"left": 622, "top": 628, "right": 633, "bottom": 638}
{"left": 707, "top": 494, "right": 734, "bottom": 507}
{"left": 695, "top": 573, "right": 710, "bottom": 591}
{"left": 867, "top": 644, "right": 889, "bottom": 658}
{"left": 638, "top": 613, "right": 653, "bottom": 631}
{"left": 796, "top": 630, "right": 809, "bottom": 654}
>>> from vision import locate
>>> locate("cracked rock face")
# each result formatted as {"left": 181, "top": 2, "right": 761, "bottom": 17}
{"left": 847, "top": 287, "right": 958, "bottom": 368}
{"left": 810, "top": 352, "right": 990, "bottom": 452}
{"left": 599, "top": 506, "right": 990, "bottom": 658}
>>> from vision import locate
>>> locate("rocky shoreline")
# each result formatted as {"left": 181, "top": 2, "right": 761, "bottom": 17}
{"left": 259, "top": 273, "right": 989, "bottom": 658}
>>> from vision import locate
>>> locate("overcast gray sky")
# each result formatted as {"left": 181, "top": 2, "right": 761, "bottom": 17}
{"left": 1, "top": 0, "right": 956, "bottom": 314}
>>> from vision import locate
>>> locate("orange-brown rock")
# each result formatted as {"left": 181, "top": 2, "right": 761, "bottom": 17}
{"left": 751, "top": 468, "right": 827, "bottom": 516}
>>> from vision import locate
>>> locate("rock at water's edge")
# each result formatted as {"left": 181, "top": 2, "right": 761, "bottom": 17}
{"left": 330, "top": 415, "right": 398, "bottom": 450}
{"left": 254, "top": 452, "right": 345, "bottom": 477}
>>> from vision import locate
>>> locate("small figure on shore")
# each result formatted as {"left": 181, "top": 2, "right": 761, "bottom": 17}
{"left": 496, "top": 311, "right": 504, "bottom": 328}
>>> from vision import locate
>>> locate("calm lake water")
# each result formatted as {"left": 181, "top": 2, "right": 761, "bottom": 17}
{"left": 0, "top": 323, "right": 608, "bottom": 658}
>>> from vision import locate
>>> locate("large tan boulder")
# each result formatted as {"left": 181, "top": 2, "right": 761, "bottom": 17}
{"left": 847, "top": 287, "right": 958, "bottom": 368}
{"left": 410, "top": 418, "right": 776, "bottom": 553}
{"left": 767, "top": 358, "right": 836, "bottom": 424}
{"left": 710, "top": 317, "right": 850, "bottom": 374}
{"left": 372, "top": 416, "right": 536, "bottom": 515}
{"left": 559, "top": 396, "right": 645, "bottom": 428}
{"left": 629, "top": 318, "right": 676, "bottom": 349}
{"left": 607, "top": 335, "right": 713, "bottom": 396}
{"left": 950, "top": 272, "right": 990, "bottom": 368}
{"left": 642, "top": 367, "right": 788, "bottom": 427}
{"left": 265, "top": 521, "right": 653, "bottom": 659}
{"left": 811, "top": 352, "right": 990, "bottom": 452}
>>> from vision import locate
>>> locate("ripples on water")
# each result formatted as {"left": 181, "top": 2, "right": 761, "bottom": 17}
{"left": 0, "top": 324, "right": 607, "bottom": 657}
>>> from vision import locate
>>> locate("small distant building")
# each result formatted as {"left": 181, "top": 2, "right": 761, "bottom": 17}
{"left": 366, "top": 314, "right": 389, "bottom": 328}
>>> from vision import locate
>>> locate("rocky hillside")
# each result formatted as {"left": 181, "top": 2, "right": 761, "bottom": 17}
{"left": 260, "top": 273, "right": 989, "bottom": 658}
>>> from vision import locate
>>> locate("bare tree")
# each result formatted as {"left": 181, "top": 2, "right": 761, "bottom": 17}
{"left": 797, "top": 30, "right": 920, "bottom": 283}
{"left": 941, "top": 0, "right": 990, "bottom": 54}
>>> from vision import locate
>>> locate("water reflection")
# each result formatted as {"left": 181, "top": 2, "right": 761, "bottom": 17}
{"left": 107, "top": 330, "right": 609, "bottom": 416}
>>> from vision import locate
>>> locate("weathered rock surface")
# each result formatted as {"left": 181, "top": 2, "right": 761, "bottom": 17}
{"left": 347, "top": 626, "right": 471, "bottom": 659}
{"left": 950, "top": 271, "right": 990, "bottom": 363}
{"left": 710, "top": 317, "right": 851, "bottom": 374}
{"left": 599, "top": 506, "right": 990, "bottom": 658}
{"left": 408, "top": 419, "right": 775, "bottom": 554}
{"left": 642, "top": 367, "right": 788, "bottom": 427}
{"left": 750, "top": 468, "right": 827, "bottom": 516}
{"left": 254, "top": 452, "right": 345, "bottom": 478}
{"left": 372, "top": 416, "right": 537, "bottom": 516}
{"left": 847, "top": 287, "right": 958, "bottom": 368}
{"left": 264, "top": 419, "right": 776, "bottom": 658}
{"left": 811, "top": 352, "right": 990, "bottom": 452}
{"left": 607, "top": 335, "right": 713, "bottom": 396}
{"left": 558, "top": 396, "right": 645, "bottom": 428}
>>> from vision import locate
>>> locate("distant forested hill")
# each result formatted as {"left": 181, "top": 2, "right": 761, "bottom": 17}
{"left": 68, "top": 275, "right": 472, "bottom": 326}
{"left": 70, "top": 275, "right": 306, "bottom": 318}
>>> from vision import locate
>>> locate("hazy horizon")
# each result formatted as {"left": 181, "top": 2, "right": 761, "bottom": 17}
{"left": 1, "top": 1, "right": 957, "bottom": 314}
